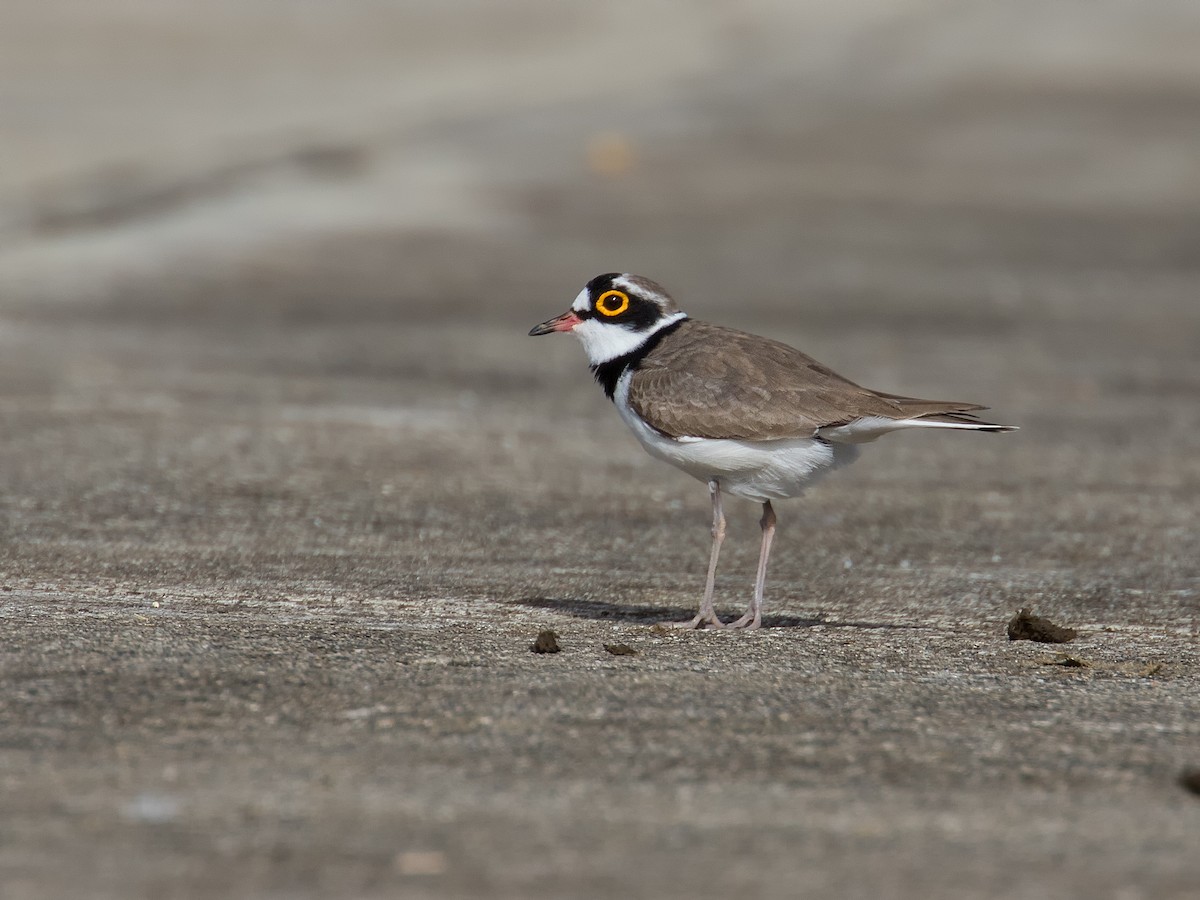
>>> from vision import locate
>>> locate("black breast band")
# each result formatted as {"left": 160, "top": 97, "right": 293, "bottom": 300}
{"left": 590, "top": 318, "right": 686, "bottom": 401}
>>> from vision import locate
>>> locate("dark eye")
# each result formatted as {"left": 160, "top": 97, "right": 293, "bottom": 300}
{"left": 595, "top": 289, "right": 630, "bottom": 317}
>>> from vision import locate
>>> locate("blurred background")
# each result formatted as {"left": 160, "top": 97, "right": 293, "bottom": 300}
{"left": 6, "top": 0, "right": 1200, "bottom": 318}
{"left": 2, "top": 3, "right": 1200, "bottom": 897}
{"left": 1, "top": 0, "right": 1197, "bottom": 597}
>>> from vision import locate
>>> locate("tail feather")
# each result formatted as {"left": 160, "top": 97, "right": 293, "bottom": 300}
{"left": 875, "top": 392, "right": 989, "bottom": 417}
{"left": 819, "top": 406, "right": 1018, "bottom": 443}
{"left": 910, "top": 411, "right": 1017, "bottom": 431}
{"left": 875, "top": 392, "right": 1016, "bottom": 431}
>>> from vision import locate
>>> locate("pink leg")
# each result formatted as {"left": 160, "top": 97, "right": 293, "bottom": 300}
{"left": 729, "top": 501, "right": 776, "bottom": 629}
{"left": 666, "top": 479, "right": 727, "bottom": 629}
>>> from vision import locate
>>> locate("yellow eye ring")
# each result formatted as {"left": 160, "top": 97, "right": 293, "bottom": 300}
{"left": 595, "top": 289, "right": 630, "bottom": 317}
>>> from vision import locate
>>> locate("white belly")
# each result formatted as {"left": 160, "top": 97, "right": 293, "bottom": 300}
{"left": 613, "top": 373, "right": 860, "bottom": 502}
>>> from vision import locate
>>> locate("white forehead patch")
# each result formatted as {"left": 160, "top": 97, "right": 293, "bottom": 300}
{"left": 570, "top": 286, "right": 591, "bottom": 313}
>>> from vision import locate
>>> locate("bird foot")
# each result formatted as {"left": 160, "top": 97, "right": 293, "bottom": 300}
{"left": 725, "top": 612, "right": 762, "bottom": 630}
{"left": 662, "top": 613, "right": 727, "bottom": 630}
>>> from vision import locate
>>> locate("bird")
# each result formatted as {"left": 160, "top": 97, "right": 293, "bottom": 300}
{"left": 529, "top": 273, "right": 1016, "bottom": 630}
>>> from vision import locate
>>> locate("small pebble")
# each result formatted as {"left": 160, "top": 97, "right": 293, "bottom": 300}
{"left": 530, "top": 630, "right": 561, "bottom": 654}
{"left": 1007, "top": 608, "right": 1077, "bottom": 643}
{"left": 1179, "top": 768, "right": 1200, "bottom": 796}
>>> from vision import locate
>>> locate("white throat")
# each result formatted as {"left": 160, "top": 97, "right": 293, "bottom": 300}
{"left": 572, "top": 311, "right": 687, "bottom": 365}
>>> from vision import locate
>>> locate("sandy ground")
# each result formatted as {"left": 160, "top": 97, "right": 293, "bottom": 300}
{"left": 1, "top": 2, "right": 1199, "bottom": 898}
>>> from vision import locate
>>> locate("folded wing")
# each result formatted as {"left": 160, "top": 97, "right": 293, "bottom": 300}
{"left": 627, "top": 321, "right": 1014, "bottom": 441}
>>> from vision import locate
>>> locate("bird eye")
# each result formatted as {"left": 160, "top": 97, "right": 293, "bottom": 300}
{"left": 595, "top": 289, "right": 630, "bottom": 317}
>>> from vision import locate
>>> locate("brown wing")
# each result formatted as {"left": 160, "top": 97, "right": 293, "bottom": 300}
{"left": 626, "top": 320, "right": 985, "bottom": 440}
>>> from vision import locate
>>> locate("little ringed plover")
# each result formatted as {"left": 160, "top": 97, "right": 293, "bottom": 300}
{"left": 530, "top": 273, "right": 1016, "bottom": 630}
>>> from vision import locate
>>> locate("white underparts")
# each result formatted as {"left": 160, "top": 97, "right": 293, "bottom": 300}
{"left": 612, "top": 371, "right": 860, "bottom": 502}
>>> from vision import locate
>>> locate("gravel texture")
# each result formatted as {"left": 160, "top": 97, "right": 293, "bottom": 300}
{"left": 1, "top": 2, "right": 1199, "bottom": 898}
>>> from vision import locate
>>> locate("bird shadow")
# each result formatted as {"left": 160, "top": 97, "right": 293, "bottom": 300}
{"left": 509, "top": 596, "right": 927, "bottom": 631}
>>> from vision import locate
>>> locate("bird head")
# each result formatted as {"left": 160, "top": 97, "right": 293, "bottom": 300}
{"left": 529, "top": 273, "right": 685, "bottom": 364}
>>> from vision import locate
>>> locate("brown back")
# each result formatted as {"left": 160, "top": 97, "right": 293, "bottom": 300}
{"left": 626, "top": 320, "right": 985, "bottom": 440}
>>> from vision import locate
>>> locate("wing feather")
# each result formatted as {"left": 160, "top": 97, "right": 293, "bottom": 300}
{"left": 626, "top": 321, "right": 992, "bottom": 440}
